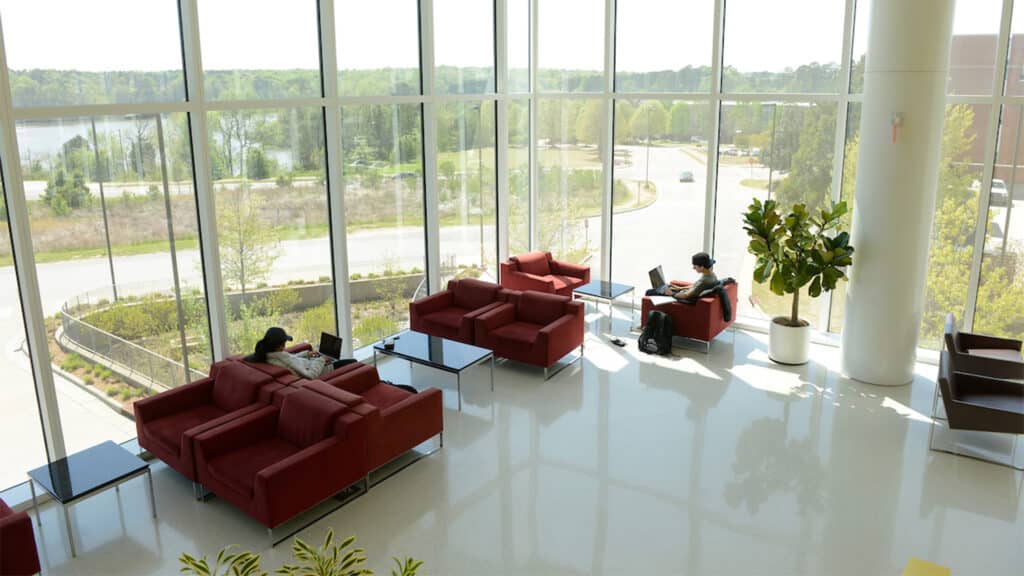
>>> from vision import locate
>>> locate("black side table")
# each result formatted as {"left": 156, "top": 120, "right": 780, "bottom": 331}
{"left": 27, "top": 440, "right": 155, "bottom": 557}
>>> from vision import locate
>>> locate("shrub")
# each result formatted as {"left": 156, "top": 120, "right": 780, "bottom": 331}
{"left": 353, "top": 315, "right": 398, "bottom": 346}
{"left": 83, "top": 377, "right": 93, "bottom": 386}
{"left": 61, "top": 353, "right": 84, "bottom": 372}
{"left": 105, "top": 385, "right": 120, "bottom": 397}
{"left": 350, "top": 273, "right": 363, "bottom": 281}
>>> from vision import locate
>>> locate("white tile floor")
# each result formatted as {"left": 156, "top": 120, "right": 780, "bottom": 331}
{"left": 25, "top": 311, "right": 1024, "bottom": 576}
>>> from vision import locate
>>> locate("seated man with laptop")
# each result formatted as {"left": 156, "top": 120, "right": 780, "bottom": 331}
{"left": 647, "top": 252, "right": 719, "bottom": 301}
{"left": 246, "top": 327, "right": 356, "bottom": 379}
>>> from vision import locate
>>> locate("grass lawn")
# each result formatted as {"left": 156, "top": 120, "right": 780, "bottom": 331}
{"left": 740, "top": 179, "right": 770, "bottom": 190}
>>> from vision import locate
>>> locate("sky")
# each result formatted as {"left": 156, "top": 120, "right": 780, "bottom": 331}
{"left": 0, "top": 0, "right": 1016, "bottom": 74}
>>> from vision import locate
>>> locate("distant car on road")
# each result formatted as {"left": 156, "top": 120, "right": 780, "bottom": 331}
{"left": 990, "top": 178, "right": 1009, "bottom": 207}
{"left": 390, "top": 171, "right": 419, "bottom": 180}
{"left": 679, "top": 171, "right": 695, "bottom": 183}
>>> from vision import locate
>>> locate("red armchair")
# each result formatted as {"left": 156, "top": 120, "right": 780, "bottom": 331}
{"left": 193, "top": 388, "right": 368, "bottom": 530}
{"left": 134, "top": 360, "right": 281, "bottom": 482}
{"left": 500, "top": 251, "right": 590, "bottom": 296}
{"left": 0, "top": 497, "right": 40, "bottom": 575}
{"left": 474, "top": 291, "right": 584, "bottom": 377}
{"left": 640, "top": 280, "right": 738, "bottom": 352}
{"left": 318, "top": 363, "right": 443, "bottom": 470}
{"left": 409, "top": 278, "right": 507, "bottom": 343}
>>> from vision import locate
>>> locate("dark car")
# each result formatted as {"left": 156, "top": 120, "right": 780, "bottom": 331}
{"left": 990, "top": 179, "right": 1009, "bottom": 207}
{"left": 390, "top": 171, "right": 419, "bottom": 180}
{"left": 679, "top": 171, "right": 695, "bottom": 183}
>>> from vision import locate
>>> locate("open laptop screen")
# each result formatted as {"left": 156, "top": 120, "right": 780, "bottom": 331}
{"left": 318, "top": 332, "right": 343, "bottom": 360}
{"left": 648, "top": 265, "right": 666, "bottom": 290}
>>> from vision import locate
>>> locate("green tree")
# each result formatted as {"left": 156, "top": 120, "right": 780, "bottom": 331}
{"left": 630, "top": 101, "right": 668, "bottom": 141}
{"left": 246, "top": 147, "right": 277, "bottom": 180}
{"left": 218, "top": 190, "right": 280, "bottom": 297}
{"left": 774, "top": 105, "right": 836, "bottom": 212}
{"left": 43, "top": 169, "right": 91, "bottom": 216}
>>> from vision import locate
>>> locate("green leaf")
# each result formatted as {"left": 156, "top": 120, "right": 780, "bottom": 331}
{"left": 809, "top": 276, "right": 822, "bottom": 297}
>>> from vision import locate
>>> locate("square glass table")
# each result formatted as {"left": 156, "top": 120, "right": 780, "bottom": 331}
{"left": 27, "top": 440, "right": 155, "bottom": 557}
{"left": 373, "top": 330, "right": 494, "bottom": 411}
{"left": 572, "top": 280, "right": 636, "bottom": 332}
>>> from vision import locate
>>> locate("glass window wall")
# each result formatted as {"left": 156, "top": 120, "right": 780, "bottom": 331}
{"left": 341, "top": 104, "right": 425, "bottom": 348}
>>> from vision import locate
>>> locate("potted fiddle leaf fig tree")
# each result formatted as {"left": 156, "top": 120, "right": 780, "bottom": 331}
{"left": 742, "top": 198, "right": 854, "bottom": 365}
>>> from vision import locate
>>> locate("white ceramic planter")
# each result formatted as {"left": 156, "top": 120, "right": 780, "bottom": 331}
{"left": 769, "top": 317, "right": 810, "bottom": 365}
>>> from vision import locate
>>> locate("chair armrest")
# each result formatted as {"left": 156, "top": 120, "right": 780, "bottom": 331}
{"left": 194, "top": 406, "right": 277, "bottom": 460}
{"left": 0, "top": 506, "right": 38, "bottom": 574}
{"left": 503, "top": 270, "right": 556, "bottom": 292}
{"left": 133, "top": 378, "right": 214, "bottom": 424}
{"left": 960, "top": 332, "right": 1024, "bottom": 352}
{"left": 951, "top": 350, "right": 1024, "bottom": 380}
{"left": 410, "top": 291, "right": 454, "bottom": 317}
{"left": 550, "top": 260, "right": 591, "bottom": 282}
{"left": 538, "top": 314, "right": 577, "bottom": 345}
{"left": 476, "top": 303, "right": 516, "bottom": 332}
{"left": 953, "top": 371, "right": 1024, "bottom": 397}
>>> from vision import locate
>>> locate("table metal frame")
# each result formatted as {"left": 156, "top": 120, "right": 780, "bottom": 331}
{"left": 374, "top": 342, "right": 494, "bottom": 411}
{"left": 29, "top": 465, "right": 155, "bottom": 557}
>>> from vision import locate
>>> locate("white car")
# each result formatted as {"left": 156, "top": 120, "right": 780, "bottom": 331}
{"left": 990, "top": 178, "right": 1009, "bottom": 207}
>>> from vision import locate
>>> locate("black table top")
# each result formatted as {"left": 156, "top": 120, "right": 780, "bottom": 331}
{"left": 27, "top": 441, "right": 148, "bottom": 504}
{"left": 375, "top": 330, "right": 492, "bottom": 372}
{"left": 573, "top": 280, "right": 634, "bottom": 300}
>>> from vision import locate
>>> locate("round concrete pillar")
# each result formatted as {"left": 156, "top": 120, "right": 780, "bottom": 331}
{"left": 841, "top": 0, "right": 956, "bottom": 385}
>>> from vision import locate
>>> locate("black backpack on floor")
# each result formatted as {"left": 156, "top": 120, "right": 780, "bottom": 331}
{"left": 639, "top": 311, "right": 674, "bottom": 355}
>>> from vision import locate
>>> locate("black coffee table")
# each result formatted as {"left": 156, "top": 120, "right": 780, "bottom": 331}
{"left": 27, "top": 440, "right": 155, "bottom": 557}
{"left": 573, "top": 280, "right": 635, "bottom": 332}
{"left": 373, "top": 330, "right": 494, "bottom": 411}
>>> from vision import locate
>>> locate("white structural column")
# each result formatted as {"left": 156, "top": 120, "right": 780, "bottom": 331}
{"left": 841, "top": 0, "right": 955, "bottom": 385}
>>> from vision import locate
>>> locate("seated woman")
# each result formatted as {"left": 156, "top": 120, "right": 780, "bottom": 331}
{"left": 246, "top": 327, "right": 354, "bottom": 379}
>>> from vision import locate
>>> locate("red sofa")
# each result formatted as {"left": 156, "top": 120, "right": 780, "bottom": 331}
{"left": 640, "top": 280, "right": 738, "bottom": 352}
{"left": 193, "top": 388, "right": 368, "bottom": 530}
{"left": 474, "top": 291, "right": 584, "bottom": 377}
{"left": 409, "top": 278, "right": 508, "bottom": 344}
{"left": 318, "top": 363, "right": 443, "bottom": 470}
{"left": 0, "top": 497, "right": 40, "bottom": 575}
{"left": 134, "top": 361, "right": 283, "bottom": 482}
{"left": 499, "top": 251, "right": 590, "bottom": 296}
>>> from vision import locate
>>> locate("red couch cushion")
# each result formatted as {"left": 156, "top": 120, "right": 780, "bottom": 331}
{"left": 208, "top": 437, "right": 299, "bottom": 496}
{"left": 0, "top": 499, "right": 11, "bottom": 516}
{"left": 513, "top": 251, "right": 551, "bottom": 276}
{"left": 491, "top": 321, "right": 541, "bottom": 356}
{"left": 453, "top": 278, "right": 501, "bottom": 310}
{"left": 278, "top": 389, "right": 345, "bottom": 448}
{"left": 147, "top": 404, "right": 226, "bottom": 455}
{"left": 517, "top": 291, "right": 567, "bottom": 326}
{"left": 361, "top": 383, "right": 412, "bottom": 409}
{"left": 212, "top": 362, "right": 272, "bottom": 411}
{"left": 423, "top": 307, "right": 470, "bottom": 329}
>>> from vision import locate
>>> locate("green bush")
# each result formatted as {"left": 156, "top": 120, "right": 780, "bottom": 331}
{"left": 353, "top": 315, "right": 398, "bottom": 346}
{"left": 83, "top": 376, "right": 93, "bottom": 386}
{"left": 350, "top": 273, "right": 363, "bottom": 281}
{"left": 60, "top": 353, "right": 85, "bottom": 372}
{"left": 105, "top": 385, "right": 121, "bottom": 397}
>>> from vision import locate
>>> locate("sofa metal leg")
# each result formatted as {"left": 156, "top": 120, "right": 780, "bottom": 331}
{"left": 439, "top": 431, "right": 444, "bottom": 448}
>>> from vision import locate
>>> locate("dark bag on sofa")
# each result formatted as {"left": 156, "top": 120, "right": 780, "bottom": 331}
{"left": 639, "top": 310, "right": 674, "bottom": 355}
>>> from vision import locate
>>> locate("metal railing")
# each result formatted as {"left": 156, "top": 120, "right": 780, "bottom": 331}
{"left": 59, "top": 285, "right": 206, "bottom": 392}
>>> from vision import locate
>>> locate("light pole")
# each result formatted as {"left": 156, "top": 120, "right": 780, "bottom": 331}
{"left": 472, "top": 104, "right": 484, "bottom": 272}
{"left": 643, "top": 105, "right": 651, "bottom": 207}
{"left": 89, "top": 118, "right": 118, "bottom": 301}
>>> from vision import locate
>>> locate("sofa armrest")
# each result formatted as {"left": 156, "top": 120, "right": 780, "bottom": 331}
{"left": 376, "top": 388, "right": 443, "bottom": 464}
{"left": 953, "top": 371, "right": 1024, "bottom": 397}
{"left": 502, "top": 270, "right": 556, "bottom": 292}
{"left": 194, "top": 406, "right": 277, "bottom": 460}
{"left": 324, "top": 363, "right": 380, "bottom": 395}
{"left": 410, "top": 291, "right": 454, "bottom": 318}
{"left": 960, "top": 332, "right": 1024, "bottom": 352}
{"left": 286, "top": 342, "right": 313, "bottom": 354}
{"left": 134, "top": 378, "right": 214, "bottom": 424}
{"left": 550, "top": 260, "right": 591, "bottom": 282}
{"left": 476, "top": 303, "right": 516, "bottom": 332}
